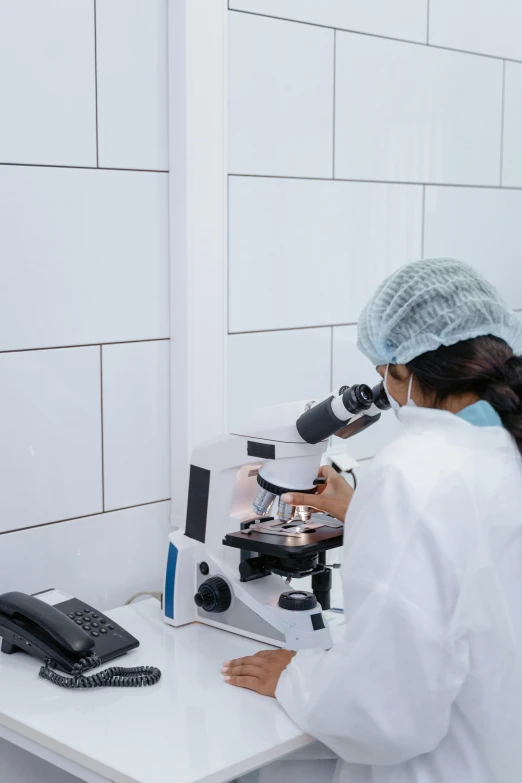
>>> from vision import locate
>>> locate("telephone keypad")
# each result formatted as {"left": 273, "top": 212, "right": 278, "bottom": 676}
{"left": 54, "top": 597, "right": 140, "bottom": 665}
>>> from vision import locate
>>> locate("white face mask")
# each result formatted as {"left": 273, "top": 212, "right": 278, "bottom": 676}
{"left": 384, "top": 365, "right": 416, "bottom": 418}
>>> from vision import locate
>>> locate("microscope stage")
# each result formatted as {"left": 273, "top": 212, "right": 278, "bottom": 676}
{"left": 223, "top": 525, "right": 343, "bottom": 558}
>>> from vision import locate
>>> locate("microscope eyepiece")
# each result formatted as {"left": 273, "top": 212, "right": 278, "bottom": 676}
{"left": 296, "top": 383, "right": 375, "bottom": 444}
{"left": 372, "top": 381, "right": 391, "bottom": 411}
{"left": 340, "top": 383, "right": 373, "bottom": 414}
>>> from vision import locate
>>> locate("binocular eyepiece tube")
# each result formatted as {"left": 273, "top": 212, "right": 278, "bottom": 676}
{"left": 296, "top": 381, "right": 389, "bottom": 445}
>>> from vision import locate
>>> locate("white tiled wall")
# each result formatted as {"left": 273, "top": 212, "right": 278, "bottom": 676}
{"left": 228, "top": 12, "right": 334, "bottom": 177}
{"left": 103, "top": 341, "right": 170, "bottom": 511}
{"left": 502, "top": 62, "right": 522, "bottom": 186}
{"left": 424, "top": 187, "right": 522, "bottom": 309}
{"left": 227, "top": 3, "right": 522, "bottom": 464}
{"left": 0, "top": 0, "right": 96, "bottom": 167}
{"left": 96, "top": 0, "right": 169, "bottom": 170}
{"left": 229, "top": 177, "right": 422, "bottom": 332}
{"left": 429, "top": 0, "right": 522, "bottom": 60}
{"left": 0, "top": 166, "right": 169, "bottom": 350}
{"left": 0, "top": 503, "right": 170, "bottom": 611}
{"left": 0, "top": 348, "right": 102, "bottom": 532}
{"left": 227, "top": 328, "right": 332, "bottom": 432}
{"left": 335, "top": 33, "right": 502, "bottom": 185}
{"left": 230, "top": 0, "right": 428, "bottom": 43}
{"left": 0, "top": 2, "right": 169, "bottom": 609}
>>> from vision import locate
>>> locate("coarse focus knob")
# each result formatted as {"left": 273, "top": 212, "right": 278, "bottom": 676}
{"left": 194, "top": 577, "right": 232, "bottom": 613}
{"left": 278, "top": 591, "right": 318, "bottom": 611}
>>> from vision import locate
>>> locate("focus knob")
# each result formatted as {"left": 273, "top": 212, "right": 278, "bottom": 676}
{"left": 194, "top": 576, "right": 231, "bottom": 613}
{"left": 278, "top": 591, "right": 317, "bottom": 611}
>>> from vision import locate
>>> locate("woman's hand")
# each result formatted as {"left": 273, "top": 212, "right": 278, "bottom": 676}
{"left": 221, "top": 650, "right": 296, "bottom": 697}
{"left": 281, "top": 465, "right": 354, "bottom": 522}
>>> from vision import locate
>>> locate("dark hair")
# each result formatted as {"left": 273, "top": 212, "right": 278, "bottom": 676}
{"left": 404, "top": 335, "right": 522, "bottom": 455}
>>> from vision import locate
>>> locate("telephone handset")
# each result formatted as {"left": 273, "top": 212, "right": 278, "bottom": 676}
{"left": 0, "top": 590, "right": 161, "bottom": 688}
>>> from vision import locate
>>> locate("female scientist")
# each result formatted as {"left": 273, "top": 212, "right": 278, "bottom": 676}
{"left": 222, "top": 258, "right": 522, "bottom": 783}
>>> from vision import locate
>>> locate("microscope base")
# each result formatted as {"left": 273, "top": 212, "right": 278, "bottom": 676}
{"left": 163, "top": 531, "right": 333, "bottom": 650}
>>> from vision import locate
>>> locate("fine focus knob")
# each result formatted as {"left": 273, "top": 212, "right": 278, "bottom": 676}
{"left": 278, "top": 591, "right": 318, "bottom": 611}
{"left": 194, "top": 576, "right": 232, "bottom": 613}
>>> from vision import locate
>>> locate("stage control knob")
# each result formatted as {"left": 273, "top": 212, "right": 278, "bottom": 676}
{"left": 278, "top": 591, "right": 317, "bottom": 611}
{"left": 194, "top": 576, "right": 231, "bottom": 613}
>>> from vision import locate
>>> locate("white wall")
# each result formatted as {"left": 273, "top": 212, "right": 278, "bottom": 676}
{"left": 0, "top": 0, "right": 170, "bottom": 610}
{"left": 227, "top": 1, "right": 522, "bottom": 474}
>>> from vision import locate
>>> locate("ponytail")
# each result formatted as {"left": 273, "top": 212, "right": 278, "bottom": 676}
{"left": 406, "top": 335, "right": 522, "bottom": 456}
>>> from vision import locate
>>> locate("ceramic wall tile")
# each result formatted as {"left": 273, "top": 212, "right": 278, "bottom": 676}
{"left": 335, "top": 32, "right": 503, "bottom": 185}
{"left": 229, "top": 12, "right": 334, "bottom": 177}
{"left": 229, "top": 176, "right": 422, "bottom": 332}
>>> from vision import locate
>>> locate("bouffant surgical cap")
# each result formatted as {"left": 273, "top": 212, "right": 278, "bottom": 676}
{"left": 357, "top": 258, "right": 522, "bottom": 366}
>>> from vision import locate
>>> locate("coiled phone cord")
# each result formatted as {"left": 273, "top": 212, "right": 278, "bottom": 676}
{"left": 39, "top": 653, "right": 162, "bottom": 688}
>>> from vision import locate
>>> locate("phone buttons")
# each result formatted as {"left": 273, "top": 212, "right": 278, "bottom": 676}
{"left": 99, "top": 619, "right": 107, "bottom": 624}
{"left": 108, "top": 625, "right": 115, "bottom": 631}
{"left": 68, "top": 613, "right": 75, "bottom": 619}
{"left": 91, "top": 613, "right": 99, "bottom": 619}
{"left": 91, "top": 631, "right": 99, "bottom": 637}
{"left": 75, "top": 619, "right": 83, "bottom": 625}
{"left": 83, "top": 625, "right": 91, "bottom": 631}
{"left": 100, "top": 628, "right": 108, "bottom": 634}
{"left": 75, "top": 611, "right": 83, "bottom": 616}
{"left": 91, "top": 622, "right": 99, "bottom": 628}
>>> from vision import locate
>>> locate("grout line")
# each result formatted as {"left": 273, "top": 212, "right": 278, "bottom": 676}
{"left": 227, "top": 176, "right": 230, "bottom": 334}
{"left": 231, "top": 314, "right": 522, "bottom": 337}
{"left": 500, "top": 60, "right": 506, "bottom": 186}
{"left": 100, "top": 346, "right": 105, "bottom": 512}
{"left": 421, "top": 185, "right": 426, "bottom": 257}
{"left": 332, "top": 30, "right": 336, "bottom": 179}
{"left": 228, "top": 8, "right": 522, "bottom": 66}
{"left": 0, "top": 338, "right": 169, "bottom": 356}
{"left": 0, "top": 499, "right": 172, "bottom": 537}
{"left": 426, "top": 0, "right": 430, "bottom": 44}
{"left": 229, "top": 172, "right": 522, "bottom": 191}
{"left": 230, "top": 322, "right": 358, "bottom": 336}
{"left": 94, "top": 0, "right": 100, "bottom": 167}
{"left": 329, "top": 326, "right": 334, "bottom": 391}
{"left": 0, "top": 162, "right": 168, "bottom": 174}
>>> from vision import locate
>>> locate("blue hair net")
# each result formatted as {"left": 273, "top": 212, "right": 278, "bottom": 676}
{"left": 357, "top": 258, "right": 522, "bottom": 366}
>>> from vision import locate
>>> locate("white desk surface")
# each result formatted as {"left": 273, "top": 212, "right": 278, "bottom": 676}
{"left": 0, "top": 599, "right": 317, "bottom": 783}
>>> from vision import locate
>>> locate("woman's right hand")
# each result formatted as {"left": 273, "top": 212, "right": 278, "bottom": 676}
{"left": 281, "top": 465, "right": 355, "bottom": 523}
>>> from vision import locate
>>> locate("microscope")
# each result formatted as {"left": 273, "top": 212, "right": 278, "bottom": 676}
{"left": 163, "top": 382, "right": 389, "bottom": 650}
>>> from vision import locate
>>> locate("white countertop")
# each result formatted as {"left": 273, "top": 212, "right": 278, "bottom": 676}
{"left": 0, "top": 599, "right": 317, "bottom": 783}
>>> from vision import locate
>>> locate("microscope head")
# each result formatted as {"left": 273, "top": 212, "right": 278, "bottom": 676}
{"left": 251, "top": 381, "right": 390, "bottom": 523}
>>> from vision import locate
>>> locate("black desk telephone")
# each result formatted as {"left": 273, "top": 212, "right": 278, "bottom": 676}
{"left": 0, "top": 590, "right": 161, "bottom": 689}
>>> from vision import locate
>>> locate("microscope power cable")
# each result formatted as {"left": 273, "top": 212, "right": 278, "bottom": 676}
{"left": 39, "top": 653, "right": 161, "bottom": 689}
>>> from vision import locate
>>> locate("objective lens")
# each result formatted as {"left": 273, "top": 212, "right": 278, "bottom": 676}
{"left": 276, "top": 499, "right": 295, "bottom": 522}
{"left": 295, "top": 505, "right": 312, "bottom": 521}
{"left": 276, "top": 500, "right": 313, "bottom": 522}
{"left": 253, "top": 488, "right": 277, "bottom": 516}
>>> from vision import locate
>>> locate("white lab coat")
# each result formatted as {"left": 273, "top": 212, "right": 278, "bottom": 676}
{"left": 274, "top": 406, "right": 522, "bottom": 783}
